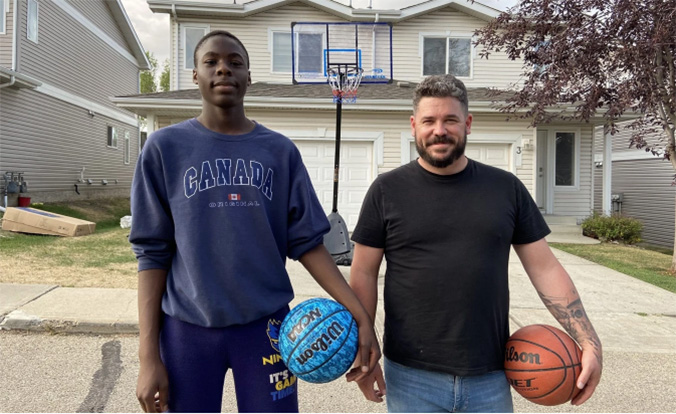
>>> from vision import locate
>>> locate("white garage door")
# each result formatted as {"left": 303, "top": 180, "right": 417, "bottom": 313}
{"left": 295, "top": 140, "right": 374, "bottom": 230}
{"left": 409, "top": 141, "right": 511, "bottom": 171}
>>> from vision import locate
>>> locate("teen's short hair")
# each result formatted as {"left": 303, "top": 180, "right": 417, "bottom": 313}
{"left": 413, "top": 75, "right": 469, "bottom": 115}
{"left": 193, "top": 30, "right": 250, "bottom": 69}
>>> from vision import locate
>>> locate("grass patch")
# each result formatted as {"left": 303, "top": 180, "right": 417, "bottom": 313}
{"left": 550, "top": 242, "right": 676, "bottom": 293}
{"left": 0, "top": 198, "right": 137, "bottom": 288}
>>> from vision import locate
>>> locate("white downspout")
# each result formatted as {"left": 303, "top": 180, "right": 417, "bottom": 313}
{"left": 602, "top": 127, "right": 612, "bottom": 216}
{"left": 372, "top": 14, "right": 379, "bottom": 77}
{"left": 172, "top": 4, "right": 179, "bottom": 90}
{"left": 12, "top": 0, "right": 18, "bottom": 70}
{"left": 0, "top": 75, "right": 15, "bottom": 89}
{"left": 2, "top": 0, "right": 20, "bottom": 211}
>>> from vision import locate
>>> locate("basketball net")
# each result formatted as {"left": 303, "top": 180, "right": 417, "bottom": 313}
{"left": 328, "top": 66, "right": 363, "bottom": 104}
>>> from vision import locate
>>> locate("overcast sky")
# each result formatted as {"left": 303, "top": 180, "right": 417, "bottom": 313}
{"left": 119, "top": 0, "right": 519, "bottom": 71}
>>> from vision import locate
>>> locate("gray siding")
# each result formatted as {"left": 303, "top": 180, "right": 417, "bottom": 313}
{"left": 0, "top": 0, "right": 14, "bottom": 68}
{"left": 65, "top": 0, "right": 130, "bottom": 49}
{"left": 593, "top": 125, "right": 675, "bottom": 247}
{"left": 17, "top": 0, "right": 139, "bottom": 114}
{"left": 611, "top": 158, "right": 675, "bottom": 248}
{"left": 0, "top": 87, "right": 137, "bottom": 199}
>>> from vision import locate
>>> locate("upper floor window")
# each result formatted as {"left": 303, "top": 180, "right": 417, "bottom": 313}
{"left": 107, "top": 126, "right": 118, "bottom": 149}
{"left": 271, "top": 31, "right": 292, "bottom": 73}
{"left": 0, "top": 0, "right": 6, "bottom": 34}
{"left": 271, "top": 30, "right": 324, "bottom": 75}
{"left": 555, "top": 132, "right": 576, "bottom": 186}
{"left": 27, "top": 0, "right": 38, "bottom": 43}
{"left": 184, "top": 26, "right": 208, "bottom": 70}
{"left": 422, "top": 36, "right": 472, "bottom": 77}
{"left": 532, "top": 40, "right": 551, "bottom": 76}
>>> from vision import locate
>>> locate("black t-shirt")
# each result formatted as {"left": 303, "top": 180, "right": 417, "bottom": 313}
{"left": 351, "top": 159, "right": 550, "bottom": 376}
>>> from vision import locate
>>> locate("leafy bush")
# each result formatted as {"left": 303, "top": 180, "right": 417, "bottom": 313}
{"left": 581, "top": 213, "right": 643, "bottom": 244}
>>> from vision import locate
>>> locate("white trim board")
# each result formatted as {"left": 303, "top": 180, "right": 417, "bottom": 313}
{"left": 36, "top": 82, "right": 138, "bottom": 126}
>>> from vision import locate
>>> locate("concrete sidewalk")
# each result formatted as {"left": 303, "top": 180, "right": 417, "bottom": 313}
{"left": 1, "top": 247, "right": 674, "bottom": 351}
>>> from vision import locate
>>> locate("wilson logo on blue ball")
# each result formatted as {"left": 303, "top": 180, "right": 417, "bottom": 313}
{"left": 279, "top": 298, "right": 358, "bottom": 383}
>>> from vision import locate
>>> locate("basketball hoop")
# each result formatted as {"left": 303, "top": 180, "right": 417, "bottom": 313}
{"left": 328, "top": 66, "right": 363, "bottom": 104}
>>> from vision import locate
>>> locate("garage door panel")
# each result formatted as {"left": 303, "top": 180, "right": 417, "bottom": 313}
{"left": 294, "top": 140, "right": 374, "bottom": 230}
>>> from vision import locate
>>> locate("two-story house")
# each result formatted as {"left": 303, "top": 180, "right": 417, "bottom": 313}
{"left": 113, "top": 0, "right": 615, "bottom": 231}
{"left": 0, "top": 0, "right": 150, "bottom": 207}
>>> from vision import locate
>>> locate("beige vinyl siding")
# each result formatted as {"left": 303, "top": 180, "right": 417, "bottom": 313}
{"left": 552, "top": 126, "right": 594, "bottom": 218}
{"left": 0, "top": 0, "right": 13, "bottom": 68}
{"left": 173, "top": 3, "right": 346, "bottom": 89}
{"left": 18, "top": 0, "right": 138, "bottom": 114}
{"left": 153, "top": 108, "right": 537, "bottom": 195}
{"left": 65, "top": 0, "right": 130, "bottom": 49}
{"left": 393, "top": 7, "right": 523, "bottom": 86}
{"left": 171, "top": 4, "right": 523, "bottom": 90}
{"left": 0, "top": 88, "right": 138, "bottom": 198}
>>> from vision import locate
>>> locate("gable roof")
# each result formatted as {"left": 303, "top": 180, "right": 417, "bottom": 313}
{"left": 109, "top": 0, "right": 152, "bottom": 70}
{"left": 147, "top": 0, "right": 499, "bottom": 22}
{"left": 112, "top": 81, "right": 513, "bottom": 117}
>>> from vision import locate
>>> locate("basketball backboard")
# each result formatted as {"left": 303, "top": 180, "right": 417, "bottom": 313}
{"left": 291, "top": 22, "right": 393, "bottom": 85}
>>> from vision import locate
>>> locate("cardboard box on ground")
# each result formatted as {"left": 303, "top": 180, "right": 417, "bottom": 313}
{"left": 1, "top": 207, "right": 96, "bottom": 237}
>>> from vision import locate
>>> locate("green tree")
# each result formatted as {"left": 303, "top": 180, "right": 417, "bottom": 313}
{"left": 140, "top": 51, "right": 158, "bottom": 93}
{"left": 160, "top": 58, "right": 170, "bottom": 92}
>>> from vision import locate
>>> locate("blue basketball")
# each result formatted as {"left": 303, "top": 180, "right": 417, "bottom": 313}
{"left": 279, "top": 298, "right": 358, "bottom": 383}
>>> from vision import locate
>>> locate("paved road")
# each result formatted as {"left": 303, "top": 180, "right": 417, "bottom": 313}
{"left": 1, "top": 330, "right": 675, "bottom": 413}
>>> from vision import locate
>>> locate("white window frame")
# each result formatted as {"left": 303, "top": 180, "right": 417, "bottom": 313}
{"left": 183, "top": 25, "right": 209, "bottom": 71}
{"left": 269, "top": 29, "right": 292, "bottom": 74}
{"left": 0, "top": 0, "right": 7, "bottom": 35}
{"left": 124, "top": 131, "right": 131, "bottom": 164}
{"left": 419, "top": 32, "right": 474, "bottom": 79}
{"left": 107, "top": 126, "right": 118, "bottom": 149}
{"left": 551, "top": 129, "right": 581, "bottom": 191}
{"left": 27, "top": 0, "right": 38, "bottom": 43}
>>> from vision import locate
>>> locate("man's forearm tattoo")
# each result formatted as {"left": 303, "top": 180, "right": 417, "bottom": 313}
{"left": 537, "top": 290, "right": 603, "bottom": 365}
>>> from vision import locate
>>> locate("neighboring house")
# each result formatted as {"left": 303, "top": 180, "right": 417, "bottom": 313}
{"left": 112, "top": 0, "right": 621, "bottom": 231}
{"left": 593, "top": 125, "right": 675, "bottom": 248}
{"left": 0, "top": 0, "right": 150, "bottom": 207}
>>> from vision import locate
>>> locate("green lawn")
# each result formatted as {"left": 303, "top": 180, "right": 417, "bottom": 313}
{"left": 550, "top": 242, "right": 676, "bottom": 293}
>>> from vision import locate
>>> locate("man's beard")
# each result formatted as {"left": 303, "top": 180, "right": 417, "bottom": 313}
{"left": 415, "top": 132, "right": 467, "bottom": 168}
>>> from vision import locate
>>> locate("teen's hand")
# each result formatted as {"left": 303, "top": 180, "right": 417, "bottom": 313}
{"left": 347, "top": 363, "right": 386, "bottom": 402}
{"left": 137, "top": 358, "right": 169, "bottom": 413}
{"left": 345, "top": 322, "right": 381, "bottom": 382}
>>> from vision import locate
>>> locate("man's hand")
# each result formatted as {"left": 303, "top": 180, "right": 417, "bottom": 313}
{"left": 571, "top": 343, "right": 602, "bottom": 405}
{"left": 347, "top": 363, "right": 386, "bottom": 402}
{"left": 137, "top": 358, "right": 169, "bottom": 413}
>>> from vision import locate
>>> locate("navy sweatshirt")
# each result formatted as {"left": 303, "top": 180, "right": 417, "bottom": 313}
{"left": 129, "top": 119, "right": 329, "bottom": 327}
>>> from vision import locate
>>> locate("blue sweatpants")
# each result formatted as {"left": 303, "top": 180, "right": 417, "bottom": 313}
{"left": 160, "top": 307, "right": 298, "bottom": 413}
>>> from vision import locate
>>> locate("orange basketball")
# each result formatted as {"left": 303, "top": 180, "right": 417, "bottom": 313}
{"left": 504, "top": 324, "right": 582, "bottom": 406}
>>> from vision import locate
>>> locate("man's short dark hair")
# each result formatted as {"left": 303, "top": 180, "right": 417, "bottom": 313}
{"left": 193, "top": 30, "right": 250, "bottom": 69}
{"left": 413, "top": 75, "right": 469, "bottom": 115}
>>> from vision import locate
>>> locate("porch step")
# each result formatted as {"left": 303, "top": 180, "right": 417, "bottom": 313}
{"left": 548, "top": 224, "right": 584, "bottom": 235}
{"left": 543, "top": 215, "right": 579, "bottom": 225}
{"left": 542, "top": 216, "right": 600, "bottom": 244}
